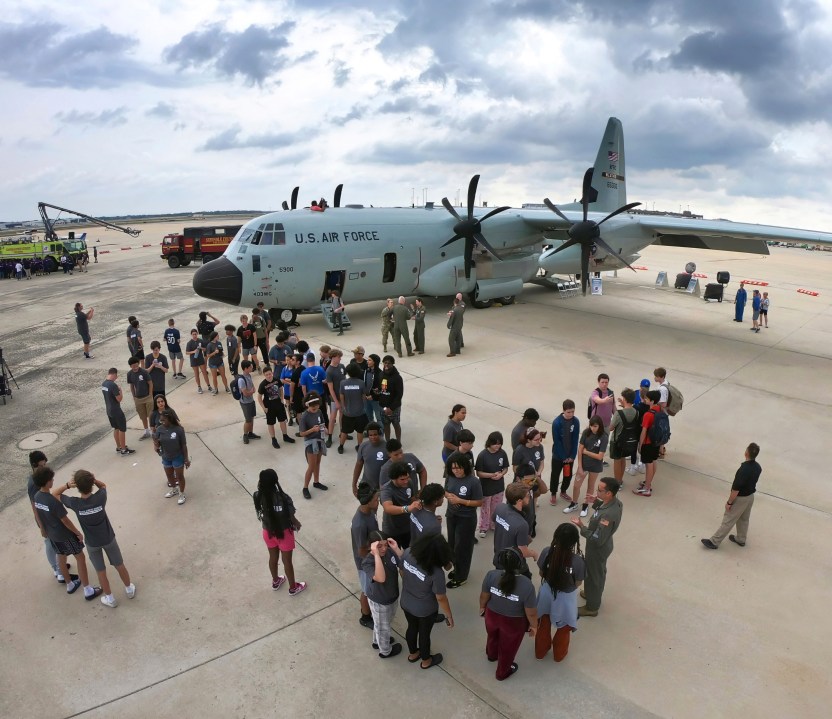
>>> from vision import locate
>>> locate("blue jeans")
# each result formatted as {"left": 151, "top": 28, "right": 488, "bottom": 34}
{"left": 364, "top": 399, "right": 383, "bottom": 425}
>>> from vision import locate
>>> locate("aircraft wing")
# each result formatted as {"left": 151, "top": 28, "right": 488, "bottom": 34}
{"left": 635, "top": 216, "right": 832, "bottom": 254}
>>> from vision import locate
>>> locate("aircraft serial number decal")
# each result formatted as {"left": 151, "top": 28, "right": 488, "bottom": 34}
{"left": 279, "top": 267, "right": 293, "bottom": 272}
{"left": 294, "top": 231, "right": 381, "bottom": 244}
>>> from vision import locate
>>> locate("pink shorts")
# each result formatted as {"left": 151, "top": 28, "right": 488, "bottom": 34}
{"left": 262, "top": 528, "right": 295, "bottom": 551}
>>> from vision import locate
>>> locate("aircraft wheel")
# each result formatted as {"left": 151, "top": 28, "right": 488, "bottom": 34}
{"left": 468, "top": 292, "right": 492, "bottom": 309}
{"left": 167, "top": 255, "right": 181, "bottom": 269}
{"left": 499, "top": 295, "right": 515, "bottom": 305}
{"left": 276, "top": 308, "right": 297, "bottom": 325}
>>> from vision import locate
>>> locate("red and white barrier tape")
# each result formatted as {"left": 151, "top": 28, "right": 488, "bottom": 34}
{"left": 742, "top": 279, "right": 769, "bottom": 286}
{"left": 797, "top": 289, "right": 819, "bottom": 296}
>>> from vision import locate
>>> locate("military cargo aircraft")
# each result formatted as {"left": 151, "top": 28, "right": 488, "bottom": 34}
{"left": 193, "top": 117, "right": 832, "bottom": 322}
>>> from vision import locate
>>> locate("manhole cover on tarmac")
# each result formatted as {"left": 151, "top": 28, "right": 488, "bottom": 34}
{"left": 19, "top": 432, "right": 59, "bottom": 450}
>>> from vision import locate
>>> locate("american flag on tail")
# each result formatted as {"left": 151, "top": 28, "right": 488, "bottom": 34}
{"left": 608, "top": 151, "right": 619, "bottom": 163}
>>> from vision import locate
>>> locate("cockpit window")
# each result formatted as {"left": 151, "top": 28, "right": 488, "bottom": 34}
{"left": 274, "top": 223, "right": 286, "bottom": 246}
{"left": 237, "top": 228, "right": 254, "bottom": 244}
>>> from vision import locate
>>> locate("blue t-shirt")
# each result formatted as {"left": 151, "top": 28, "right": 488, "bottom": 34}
{"left": 752, "top": 295, "right": 761, "bottom": 311}
{"left": 279, "top": 366, "right": 293, "bottom": 399}
{"left": 300, "top": 365, "right": 327, "bottom": 396}
{"left": 164, "top": 327, "right": 181, "bottom": 353}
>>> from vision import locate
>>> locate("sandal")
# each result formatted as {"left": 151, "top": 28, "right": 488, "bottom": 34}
{"left": 420, "top": 653, "right": 443, "bottom": 669}
{"left": 407, "top": 653, "right": 421, "bottom": 663}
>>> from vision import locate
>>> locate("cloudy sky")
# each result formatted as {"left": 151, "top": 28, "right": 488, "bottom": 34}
{"left": 2, "top": 0, "right": 831, "bottom": 229}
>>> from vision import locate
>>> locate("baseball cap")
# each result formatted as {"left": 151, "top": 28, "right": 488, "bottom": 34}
{"left": 640, "top": 379, "right": 651, "bottom": 388}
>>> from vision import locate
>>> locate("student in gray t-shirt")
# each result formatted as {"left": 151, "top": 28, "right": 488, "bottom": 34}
{"left": 409, "top": 483, "right": 445, "bottom": 545}
{"left": 351, "top": 483, "right": 379, "bottom": 629}
{"left": 352, "top": 423, "right": 389, "bottom": 495}
{"left": 492, "top": 483, "right": 537, "bottom": 575}
{"left": 53, "top": 469, "right": 135, "bottom": 607}
{"left": 152, "top": 410, "right": 191, "bottom": 503}
{"left": 338, "top": 363, "right": 369, "bottom": 454}
{"left": 479, "top": 548, "right": 538, "bottom": 680}
{"left": 380, "top": 462, "right": 421, "bottom": 547}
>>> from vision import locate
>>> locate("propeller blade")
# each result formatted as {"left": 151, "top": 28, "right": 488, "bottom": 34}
{"left": 334, "top": 184, "right": 343, "bottom": 208}
{"left": 464, "top": 236, "right": 475, "bottom": 279}
{"left": 480, "top": 205, "right": 510, "bottom": 222}
{"left": 597, "top": 202, "right": 642, "bottom": 226}
{"left": 281, "top": 201, "right": 289, "bottom": 211}
{"left": 581, "top": 168, "right": 593, "bottom": 222}
{"left": 580, "top": 243, "right": 591, "bottom": 296}
{"left": 290, "top": 187, "right": 299, "bottom": 210}
{"left": 548, "top": 238, "right": 581, "bottom": 255}
{"left": 473, "top": 232, "right": 504, "bottom": 261}
{"left": 441, "top": 197, "right": 462, "bottom": 221}
{"left": 543, "top": 198, "right": 570, "bottom": 223}
{"left": 441, "top": 234, "right": 463, "bottom": 248}
{"left": 466, "top": 174, "right": 480, "bottom": 220}
{"left": 595, "top": 236, "right": 637, "bottom": 272}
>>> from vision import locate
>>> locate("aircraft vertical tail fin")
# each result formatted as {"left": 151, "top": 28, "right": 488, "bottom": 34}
{"left": 559, "top": 117, "right": 627, "bottom": 214}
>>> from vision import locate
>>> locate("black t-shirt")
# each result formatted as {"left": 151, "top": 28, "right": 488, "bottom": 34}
{"left": 237, "top": 324, "right": 256, "bottom": 349}
{"left": 258, "top": 378, "right": 283, "bottom": 409}
{"left": 101, "top": 379, "right": 122, "bottom": 416}
{"left": 732, "top": 460, "right": 762, "bottom": 496}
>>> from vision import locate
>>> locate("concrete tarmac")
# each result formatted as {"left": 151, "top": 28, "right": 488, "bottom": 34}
{"left": 1, "top": 228, "right": 830, "bottom": 718}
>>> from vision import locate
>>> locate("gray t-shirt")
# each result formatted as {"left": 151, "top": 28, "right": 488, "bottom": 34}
{"left": 237, "top": 373, "right": 255, "bottom": 404}
{"left": 380, "top": 477, "right": 419, "bottom": 536}
{"left": 62, "top": 488, "right": 115, "bottom": 548}
{"left": 378, "top": 453, "right": 424, "bottom": 488}
{"left": 144, "top": 354, "right": 169, "bottom": 390}
{"left": 187, "top": 339, "right": 205, "bottom": 366}
{"left": 361, "top": 551, "right": 400, "bottom": 606}
{"left": 34, "top": 490, "right": 75, "bottom": 542}
{"left": 409, "top": 507, "right": 441, "bottom": 544}
{"left": 357, "top": 441, "right": 389, "bottom": 490}
{"left": 481, "top": 570, "right": 536, "bottom": 618}
{"left": 75, "top": 309, "right": 89, "bottom": 336}
{"left": 400, "top": 548, "right": 446, "bottom": 617}
{"left": 510, "top": 421, "right": 529, "bottom": 451}
{"left": 101, "top": 379, "right": 122, "bottom": 416}
{"left": 475, "top": 448, "right": 509, "bottom": 497}
{"left": 442, "top": 419, "right": 463, "bottom": 452}
{"left": 512, "top": 444, "right": 545, "bottom": 476}
{"left": 445, "top": 473, "right": 483, "bottom": 518}
{"left": 225, "top": 333, "right": 239, "bottom": 358}
{"left": 350, "top": 509, "right": 379, "bottom": 571}
{"left": 127, "top": 367, "right": 152, "bottom": 399}
{"left": 326, "top": 364, "right": 347, "bottom": 398}
{"left": 299, "top": 408, "right": 325, "bottom": 439}
{"left": 580, "top": 432, "right": 609, "bottom": 474}
{"left": 493, "top": 504, "right": 531, "bottom": 568}
{"left": 340, "top": 379, "right": 366, "bottom": 418}
{"left": 154, "top": 425, "right": 187, "bottom": 460}
{"left": 128, "top": 327, "right": 143, "bottom": 355}
{"left": 537, "top": 547, "right": 586, "bottom": 592}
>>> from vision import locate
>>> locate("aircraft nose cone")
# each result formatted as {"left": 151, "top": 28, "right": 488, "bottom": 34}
{"left": 193, "top": 257, "right": 243, "bottom": 305}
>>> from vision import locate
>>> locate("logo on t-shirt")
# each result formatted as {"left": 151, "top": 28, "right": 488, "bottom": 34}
{"left": 403, "top": 560, "right": 425, "bottom": 581}
{"left": 495, "top": 515, "right": 510, "bottom": 531}
{"left": 405, "top": 488, "right": 412, "bottom": 498}
{"left": 375, "top": 452, "right": 385, "bottom": 461}
{"left": 459, "top": 485, "right": 468, "bottom": 496}
{"left": 498, "top": 458, "right": 504, "bottom": 467}
{"left": 489, "top": 586, "right": 521, "bottom": 602}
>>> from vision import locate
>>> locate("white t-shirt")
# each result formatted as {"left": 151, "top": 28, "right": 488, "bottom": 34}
{"left": 658, "top": 382, "right": 669, "bottom": 405}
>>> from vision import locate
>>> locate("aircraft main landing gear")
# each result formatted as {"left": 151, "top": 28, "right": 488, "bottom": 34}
{"left": 468, "top": 292, "right": 493, "bottom": 309}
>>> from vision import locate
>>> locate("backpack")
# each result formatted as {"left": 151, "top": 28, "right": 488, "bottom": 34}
{"left": 665, "top": 383, "right": 684, "bottom": 416}
{"left": 648, "top": 409, "right": 671, "bottom": 446}
{"left": 614, "top": 410, "right": 640, "bottom": 456}
{"left": 230, "top": 373, "right": 242, "bottom": 401}
{"left": 588, "top": 388, "right": 612, "bottom": 420}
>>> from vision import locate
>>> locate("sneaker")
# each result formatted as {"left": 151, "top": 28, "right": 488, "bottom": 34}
{"left": 302, "top": 488, "right": 312, "bottom": 500}
{"left": 84, "top": 586, "right": 103, "bottom": 601}
{"left": 626, "top": 465, "right": 637, "bottom": 475}
{"left": 282, "top": 434, "right": 296, "bottom": 444}
{"left": 379, "top": 643, "right": 403, "bottom": 659}
{"left": 120, "top": 447, "right": 136, "bottom": 455}
{"left": 197, "top": 386, "right": 203, "bottom": 394}
{"left": 633, "top": 486, "right": 652, "bottom": 497}
{"left": 248, "top": 432, "right": 261, "bottom": 440}
{"left": 337, "top": 444, "right": 344, "bottom": 454}
{"left": 359, "top": 613, "right": 374, "bottom": 629}
{"left": 139, "top": 433, "right": 150, "bottom": 441}
{"left": 562, "top": 502, "right": 578, "bottom": 514}
{"left": 243, "top": 435, "right": 250, "bottom": 444}
{"left": 164, "top": 487, "right": 179, "bottom": 498}
{"left": 637, "top": 480, "right": 646, "bottom": 490}
{"left": 56, "top": 573, "right": 79, "bottom": 584}
{"left": 272, "top": 437, "right": 280, "bottom": 449}
{"left": 84, "top": 354, "right": 94, "bottom": 359}
{"left": 177, "top": 494, "right": 186, "bottom": 505}
{"left": 272, "top": 575, "right": 287, "bottom": 591}
{"left": 559, "top": 491, "right": 571, "bottom": 502}
{"left": 478, "top": 530, "right": 487, "bottom": 539}
{"left": 447, "top": 579, "right": 467, "bottom": 589}
{"left": 325, "top": 436, "right": 333, "bottom": 448}
{"left": 312, "top": 481, "right": 329, "bottom": 491}
{"left": 549, "top": 495, "right": 557, "bottom": 506}
{"left": 66, "top": 578, "right": 81, "bottom": 595}
{"left": 288, "top": 581, "right": 307, "bottom": 596}
{"left": 579, "top": 506, "right": 589, "bottom": 518}
{"left": 637, "top": 463, "right": 646, "bottom": 474}
{"left": 101, "top": 594, "right": 118, "bottom": 608}
{"left": 213, "top": 388, "right": 219, "bottom": 395}
{"left": 225, "top": 387, "right": 231, "bottom": 393}
{"left": 125, "top": 583, "right": 136, "bottom": 599}
{"left": 288, "top": 417, "right": 294, "bottom": 427}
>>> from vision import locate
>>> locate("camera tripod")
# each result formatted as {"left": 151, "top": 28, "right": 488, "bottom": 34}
{"left": 0, "top": 348, "right": 18, "bottom": 405}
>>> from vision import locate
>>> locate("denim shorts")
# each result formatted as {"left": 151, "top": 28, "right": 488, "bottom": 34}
{"left": 162, "top": 454, "right": 185, "bottom": 469}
